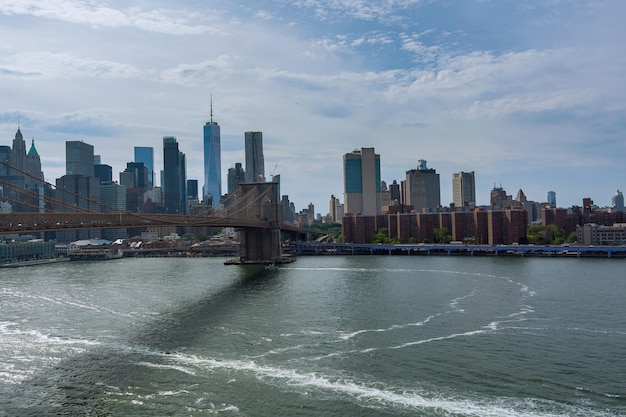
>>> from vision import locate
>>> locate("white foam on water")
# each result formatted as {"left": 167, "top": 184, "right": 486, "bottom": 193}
{"left": 134, "top": 361, "right": 197, "bottom": 376}
{"left": 391, "top": 328, "right": 491, "bottom": 350}
{"left": 338, "top": 313, "right": 440, "bottom": 341}
{"left": 135, "top": 348, "right": 613, "bottom": 417}
{"left": 449, "top": 288, "right": 478, "bottom": 313}
{"left": 157, "top": 389, "right": 190, "bottom": 396}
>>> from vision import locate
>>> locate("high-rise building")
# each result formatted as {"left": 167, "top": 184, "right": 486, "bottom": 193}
{"left": 100, "top": 181, "right": 127, "bottom": 240}
{"left": 66, "top": 141, "right": 94, "bottom": 177}
{"left": 227, "top": 162, "right": 246, "bottom": 195}
{"left": 389, "top": 180, "right": 401, "bottom": 204}
{"left": 329, "top": 194, "right": 344, "bottom": 223}
{"left": 203, "top": 101, "right": 221, "bottom": 204}
{"left": 134, "top": 146, "right": 154, "bottom": 188}
{"left": 163, "top": 136, "right": 186, "bottom": 214}
{"left": 55, "top": 174, "right": 100, "bottom": 241}
{"left": 343, "top": 147, "right": 381, "bottom": 216}
{"left": 187, "top": 179, "right": 198, "bottom": 200}
{"left": 547, "top": 191, "right": 557, "bottom": 207}
{"left": 94, "top": 164, "right": 112, "bottom": 183}
{"left": 1, "top": 127, "right": 45, "bottom": 212}
{"left": 491, "top": 185, "right": 510, "bottom": 209}
{"left": 452, "top": 171, "right": 476, "bottom": 208}
{"left": 612, "top": 190, "right": 624, "bottom": 212}
{"left": 405, "top": 160, "right": 440, "bottom": 212}
{"left": 124, "top": 162, "right": 149, "bottom": 190}
{"left": 244, "top": 131, "right": 265, "bottom": 183}
{"left": 281, "top": 195, "right": 295, "bottom": 223}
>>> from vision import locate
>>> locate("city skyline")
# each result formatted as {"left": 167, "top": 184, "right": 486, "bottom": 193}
{"left": 1, "top": 1, "right": 625, "bottom": 213}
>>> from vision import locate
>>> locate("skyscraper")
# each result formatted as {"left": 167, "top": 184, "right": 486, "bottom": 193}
{"left": 134, "top": 146, "right": 154, "bottom": 188}
{"left": 547, "top": 191, "right": 557, "bottom": 207}
{"left": 66, "top": 141, "right": 94, "bottom": 177}
{"left": 100, "top": 182, "right": 127, "bottom": 240}
{"left": 0, "top": 128, "right": 45, "bottom": 213}
{"left": 227, "top": 162, "right": 245, "bottom": 194}
{"left": 452, "top": 171, "right": 476, "bottom": 208}
{"left": 244, "top": 131, "right": 265, "bottom": 183}
{"left": 405, "top": 160, "right": 440, "bottom": 212}
{"left": 612, "top": 190, "right": 624, "bottom": 212}
{"left": 163, "top": 136, "right": 186, "bottom": 214}
{"left": 187, "top": 179, "right": 198, "bottom": 200}
{"left": 203, "top": 100, "right": 221, "bottom": 205}
{"left": 343, "top": 147, "right": 381, "bottom": 216}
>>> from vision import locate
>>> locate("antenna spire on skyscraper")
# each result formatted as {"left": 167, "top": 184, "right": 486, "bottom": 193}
{"left": 210, "top": 94, "right": 213, "bottom": 124}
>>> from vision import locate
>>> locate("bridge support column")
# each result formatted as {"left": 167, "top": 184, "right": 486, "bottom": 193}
{"left": 235, "top": 182, "right": 283, "bottom": 264}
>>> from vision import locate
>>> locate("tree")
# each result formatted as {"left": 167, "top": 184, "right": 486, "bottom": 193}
{"left": 371, "top": 228, "right": 391, "bottom": 244}
{"left": 434, "top": 227, "right": 451, "bottom": 244}
{"left": 566, "top": 232, "right": 577, "bottom": 243}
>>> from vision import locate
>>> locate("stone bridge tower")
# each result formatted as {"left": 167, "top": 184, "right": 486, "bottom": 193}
{"left": 232, "top": 182, "right": 282, "bottom": 264}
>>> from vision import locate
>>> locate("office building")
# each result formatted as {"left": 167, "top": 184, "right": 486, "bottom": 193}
{"left": 100, "top": 181, "right": 127, "bottom": 240}
{"left": 203, "top": 102, "right": 221, "bottom": 204}
{"left": 452, "top": 171, "right": 476, "bottom": 208}
{"left": 244, "top": 131, "right": 265, "bottom": 183}
{"left": 134, "top": 147, "right": 154, "bottom": 187}
{"left": 389, "top": 180, "right": 401, "bottom": 204}
{"left": 405, "top": 160, "right": 440, "bottom": 213}
{"left": 163, "top": 136, "right": 186, "bottom": 214}
{"left": 187, "top": 179, "right": 198, "bottom": 200}
{"left": 66, "top": 141, "right": 94, "bottom": 177}
{"left": 0, "top": 127, "right": 45, "bottom": 212}
{"left": 227, "top": 163, "right": 245, "bottom": 195}
{"left": 281, "top": 195, "right": 295, "bottom": 223}
{"left": 94, "top": 164, "right": 112, "bottom": 183}
{"left": 55, "top": 174, "right": 100, "bottom": 241}
{"left": 490, "top": 185, "right": 512, "bottom": 209}
{"left": 343, "top": 147, "right": 381, "bottom": 216}
{"left": 124, "top": 162, "right": 149, "bottom": 190}
{"left": 547, "top": 191, "right": 557, "bottom": 207}
{"left": 329, "top": 194, "right": 343, "bottom": 223}
{"left": 612, "top": 190, "right": 624, "bottom": 212}
{"left": 577, "top": 223, "right": 626, "bottom": 245}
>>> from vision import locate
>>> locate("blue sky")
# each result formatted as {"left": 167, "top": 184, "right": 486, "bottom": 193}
{"left": 1, "top": 0, "right": 625, "bottom": 215}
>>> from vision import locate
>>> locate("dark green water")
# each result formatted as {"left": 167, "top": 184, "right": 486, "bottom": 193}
{"left": 1, "top": 255, "right": 624, "bottom": 416}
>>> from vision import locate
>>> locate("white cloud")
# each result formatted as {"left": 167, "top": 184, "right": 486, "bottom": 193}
{"left": 0, "top": 0, "right": 219, "bottom": 35}
{"left": 0, "top": 51, "right": 143, "bottom": 79}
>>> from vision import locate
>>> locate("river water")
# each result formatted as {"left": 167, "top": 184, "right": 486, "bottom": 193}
{"left": 0, "top": 255, "right": 624, "bottom": 416}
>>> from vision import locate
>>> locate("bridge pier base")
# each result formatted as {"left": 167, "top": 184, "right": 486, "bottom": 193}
{"left": 239, "top": 227, "right": 282, "bottom": 264}
{"left": 229, "top": 182, "right": 286, "bottom": 265}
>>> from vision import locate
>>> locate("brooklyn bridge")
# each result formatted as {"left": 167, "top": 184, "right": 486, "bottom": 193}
{"left": 1, "top": 161, "right": 309, "bottom": 264}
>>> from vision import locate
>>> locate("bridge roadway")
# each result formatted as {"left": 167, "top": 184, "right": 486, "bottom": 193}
{"left": 0, "top": 212, "right": 306, "bottom": 235}
{"left": 293, "top": 242, "right": 626, "bottom": 258}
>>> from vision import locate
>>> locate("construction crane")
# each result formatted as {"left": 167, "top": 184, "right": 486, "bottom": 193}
{"left": 270, "top": 164, "right": 279, "bottom": 181}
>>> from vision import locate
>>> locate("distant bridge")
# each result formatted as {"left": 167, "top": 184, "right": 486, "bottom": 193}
{"left": 0, "top": 212, "right": 303, "bottom": 235}
{"left": 1, "top": 167, "right": 307, "bottom": 263}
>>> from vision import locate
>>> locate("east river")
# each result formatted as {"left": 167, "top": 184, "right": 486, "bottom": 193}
{"left": 1, "top": 255, "right": 624, "bottom": 416}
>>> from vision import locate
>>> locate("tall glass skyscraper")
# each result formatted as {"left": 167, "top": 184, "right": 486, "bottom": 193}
{"left": 163, "top": 136, "right": 186, "bottom": 214}
{"left": 203, "top": 102, "right": 221, "bottom": 205}
{"left": 244, "top": 131, "right": 265, "bottom": 183}
{"left": 66, "top": 141, "right": 94, "bottom": 177}
{"left": 134, "top": 146, "right": 154, "bottom": 188}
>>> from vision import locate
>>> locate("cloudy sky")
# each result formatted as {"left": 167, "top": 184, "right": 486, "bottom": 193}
{"left": 1, "top": 0, "right": 625, "bottom": 215}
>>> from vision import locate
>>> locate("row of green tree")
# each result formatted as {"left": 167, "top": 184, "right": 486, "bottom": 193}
{"left": 370, "top": 224, "right": 578, "bottom": 245}
{"left": 298, "top": 221, "right": 578, "bottom": 246}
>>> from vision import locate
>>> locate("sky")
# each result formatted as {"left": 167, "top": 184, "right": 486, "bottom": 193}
{"left": 1, "top": 0, "right": 626, "bottom": 216}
